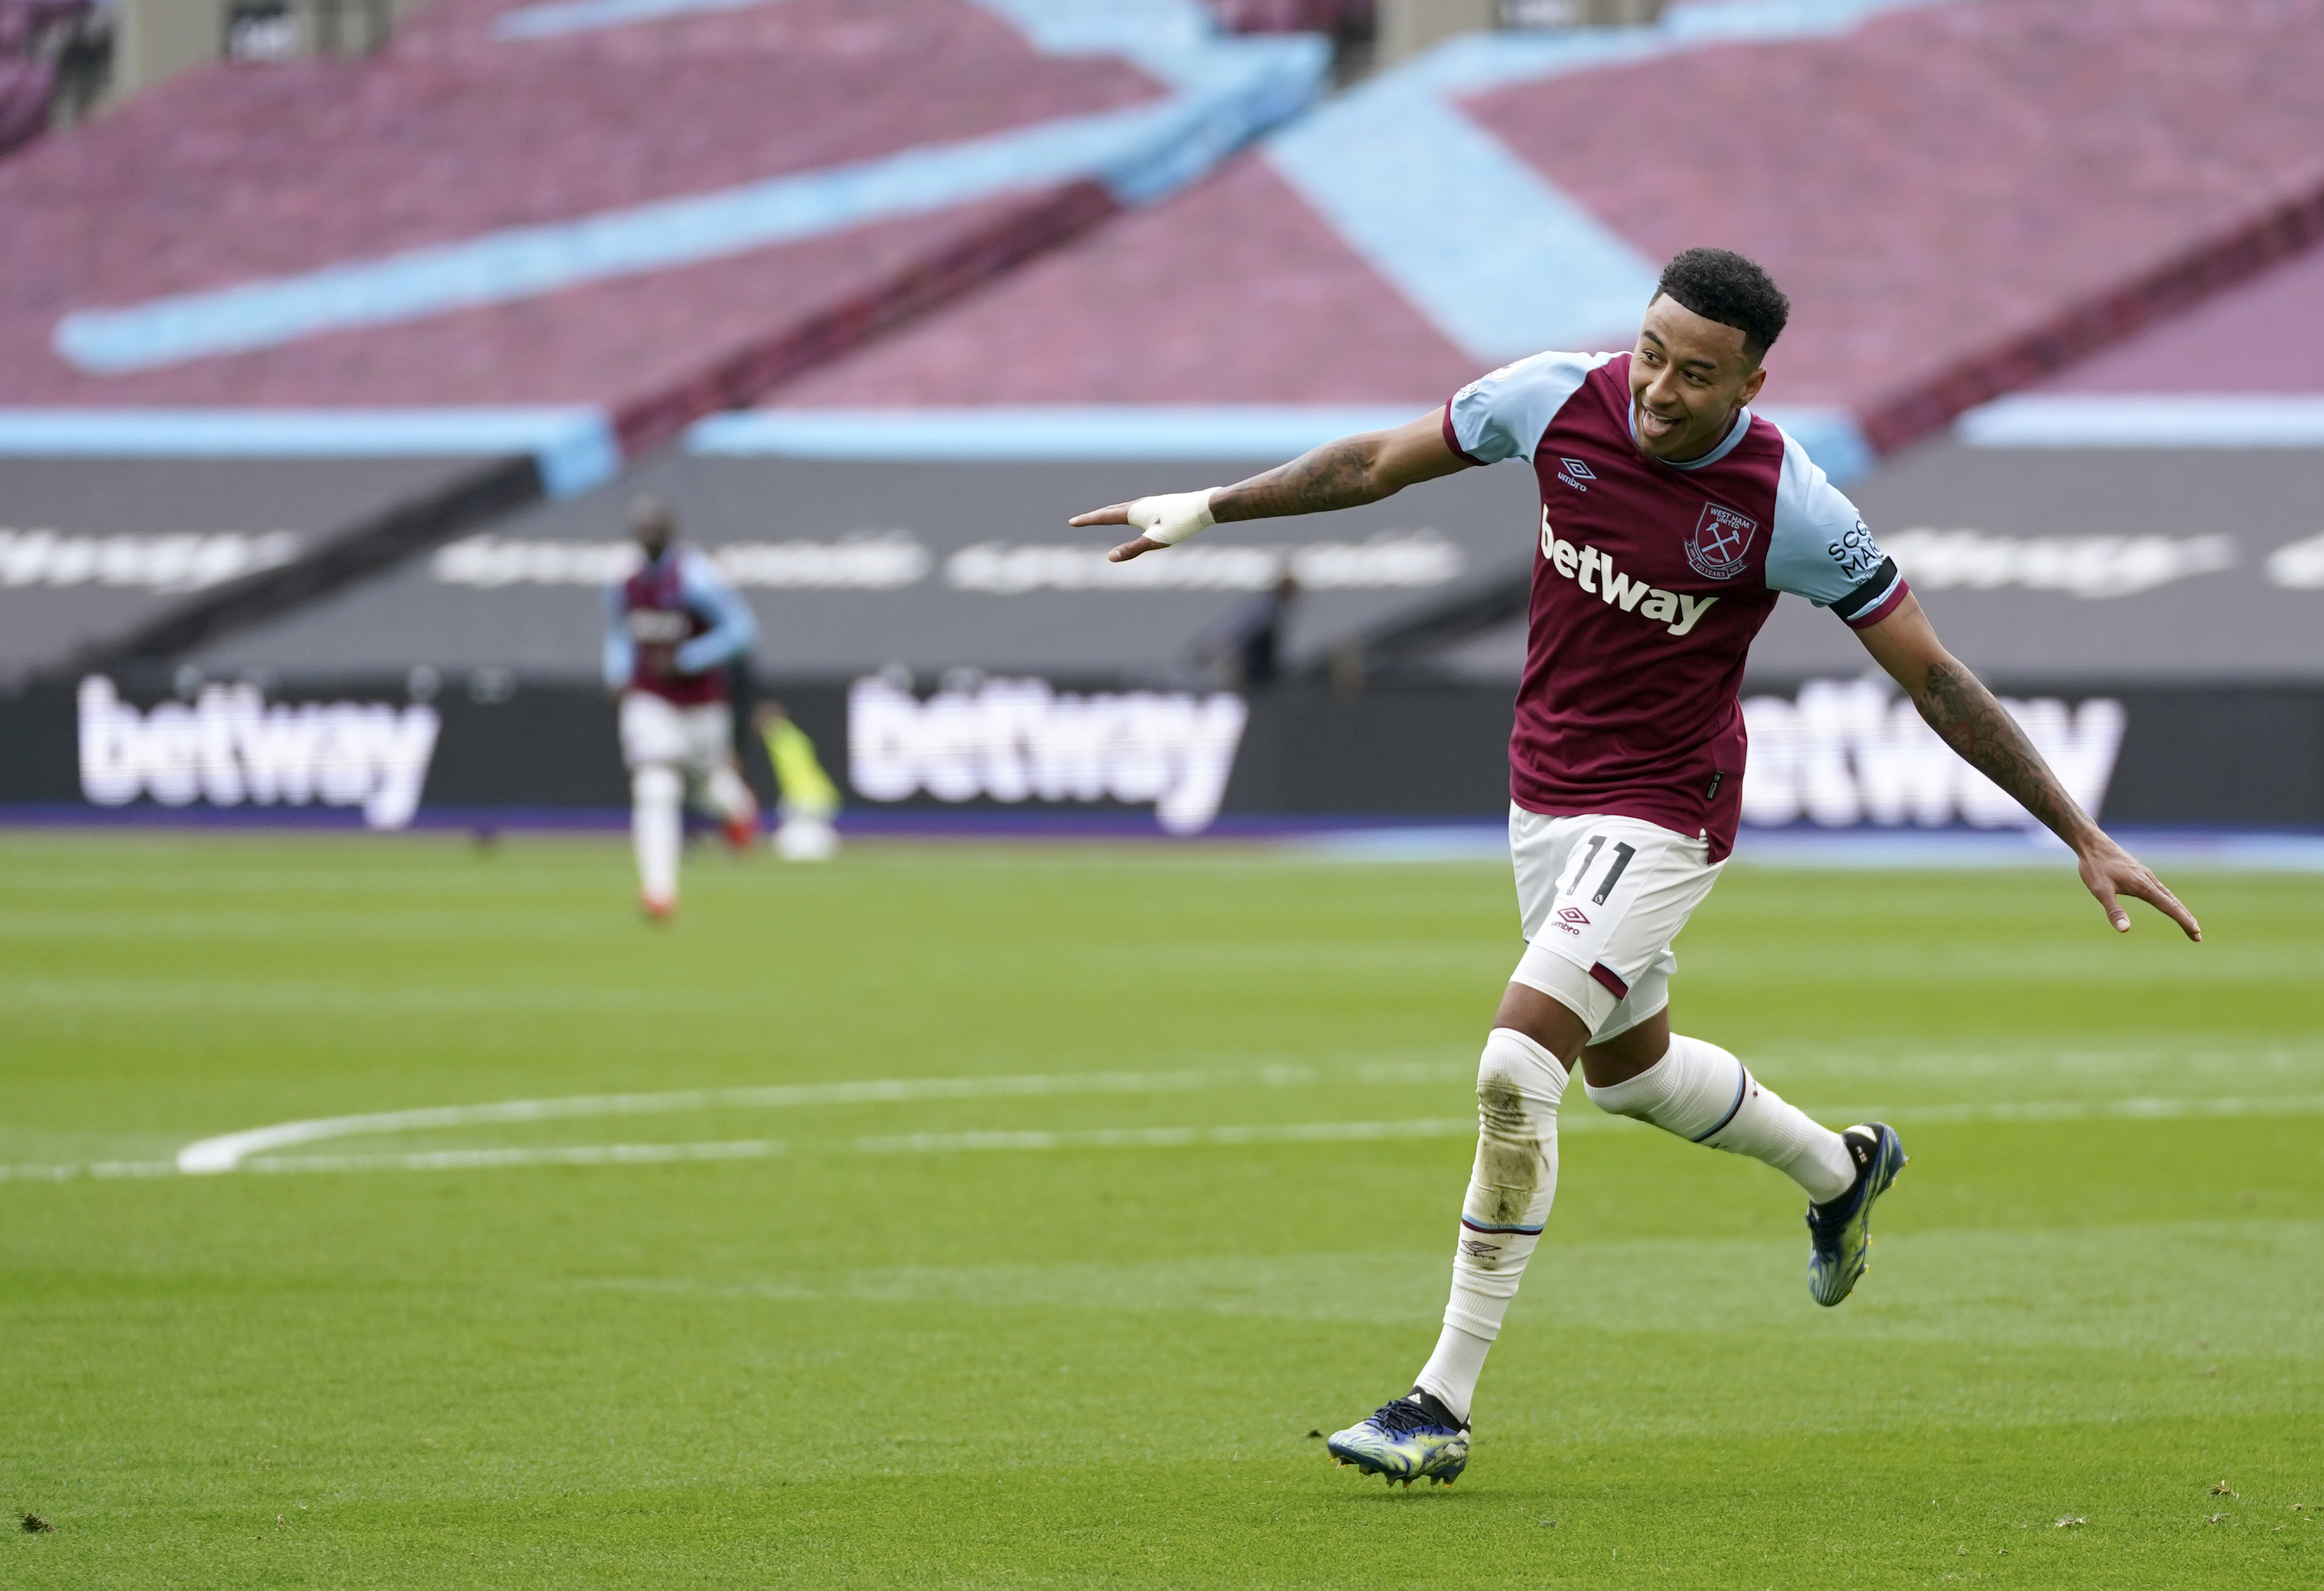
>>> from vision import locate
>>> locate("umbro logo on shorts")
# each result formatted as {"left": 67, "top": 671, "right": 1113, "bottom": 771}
{"left": 1540, "top": 509, "right": 1720, "bottom": 637}
{"left": 1553, "top": 905, "right": 1590, "bottom": 935}
{"left": 1557, "top": 906, "right": 1590, "bottom": 925}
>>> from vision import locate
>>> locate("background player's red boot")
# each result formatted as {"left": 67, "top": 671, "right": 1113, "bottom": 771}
{"left": 722, "top": 810, "right": 757, "bottom": 854}
{"left": 639, "top": 893, "right": 675, "bottom": 923}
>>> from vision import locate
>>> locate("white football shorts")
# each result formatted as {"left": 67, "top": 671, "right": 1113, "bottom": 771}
{"left": 619, "top": 692, "right": 736, "bottom": 783}
{"left": 1506, "top": 805, "right": 1723, "bottom": 1044}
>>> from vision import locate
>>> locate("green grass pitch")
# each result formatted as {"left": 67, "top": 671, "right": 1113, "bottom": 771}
{"left": 3, "top": 829, "right": 2320, "bottom": 1588}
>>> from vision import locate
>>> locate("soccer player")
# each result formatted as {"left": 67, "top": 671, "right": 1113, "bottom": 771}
{"left": 1069, "top": 248, "right": 2201, "bottom": 1487}
{"left": 603, "top": 494, "right": 759, "bottom": 919}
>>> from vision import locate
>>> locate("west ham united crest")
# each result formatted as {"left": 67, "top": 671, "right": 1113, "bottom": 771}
{"left": 1685, "top": 502, "right": 1758, "bottom": 581}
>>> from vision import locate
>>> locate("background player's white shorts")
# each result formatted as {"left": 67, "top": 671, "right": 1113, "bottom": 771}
{"left": 1507, "top": 805, "right": 1723, "bottom": 1044}
{"left": 619, "top": 692, "right": 734, "bottom": 782}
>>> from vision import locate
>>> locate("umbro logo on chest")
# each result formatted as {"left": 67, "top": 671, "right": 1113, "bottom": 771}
{"left": 1555, "top": 457, "right": 1595, "bottom": 492}
{"left": 1539, "top": 508, "right": 1717, "bottom": 637}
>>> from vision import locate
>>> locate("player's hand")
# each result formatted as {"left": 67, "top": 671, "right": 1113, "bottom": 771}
{"left": 1066, "top": 502, "right": 1159, "bottom": 562}
{"left": 2075, "top": 830, "right": 2200, "bottom": 940}
{"left": 1069, "top": 489, "right": 1215, "bottom": 562}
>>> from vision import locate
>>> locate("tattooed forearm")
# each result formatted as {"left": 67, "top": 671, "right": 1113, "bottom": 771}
{"left": 1211, "top": 438, "right": 1386, "bottom": 522}
{"left": 1914, "top": 660, "right": 2091, "bottom": 842}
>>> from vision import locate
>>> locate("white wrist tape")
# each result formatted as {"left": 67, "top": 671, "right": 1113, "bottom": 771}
{"left": 1126, "top": 488, "right": 1218, "bottom": 547}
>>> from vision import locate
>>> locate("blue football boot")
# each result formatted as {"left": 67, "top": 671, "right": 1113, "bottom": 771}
{"left": 1326, "top": 1389, "right": 1469, "bottom": 1487}
{"left": 1806, "top": 1122, "right": 1908, "bottom": 1307}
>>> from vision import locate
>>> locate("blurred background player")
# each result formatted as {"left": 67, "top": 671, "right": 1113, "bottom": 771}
{"left": 603, "top": 495, "right": 758, "bottom": 919}
{"left": 752, "top": 700, "right": 841, "bottom": 862}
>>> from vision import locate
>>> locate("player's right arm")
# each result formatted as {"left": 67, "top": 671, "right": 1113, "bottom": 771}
{"left": 602, "top": 584, "right": 634, "bottom": 696}
{"left": 1068, "top": 410, "right": 1469, "bottom": 564}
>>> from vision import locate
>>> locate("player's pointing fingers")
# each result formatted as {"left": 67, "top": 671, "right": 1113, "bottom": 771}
{"left": 2129, "top": 869, "right": 2202, "bottom": 942}
{"left": 1068, "top": 502, "right": 1133, "bottom": 527}
{"left": 2080, "top": 845, "right": 2201, "bottom": 941}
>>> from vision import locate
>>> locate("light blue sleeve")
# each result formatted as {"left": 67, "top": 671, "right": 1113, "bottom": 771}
{"left": 1444, "top": 350, "right": 1610, "bottom": 465}
{"left": 1765, "top": 431, "right": 1885, "bottom": 602}
{"left": 672, "top": 547, "right": 757, "bottom": 674}
{"left": 601, "top": 582, "right": 633, "bottom": 691}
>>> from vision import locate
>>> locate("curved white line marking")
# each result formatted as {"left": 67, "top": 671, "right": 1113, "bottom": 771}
{"left": 215, "top": 1117, "right": 1490, "bottom": 1177}
{"left": 173, "top": 1064, "right": 1448, "bottom": 1174}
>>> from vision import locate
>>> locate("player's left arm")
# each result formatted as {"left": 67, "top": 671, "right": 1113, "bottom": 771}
{"left": 1068, "top": 410, "right": 1469, "bottom": 563}
{"left": 672, "top": 551, "right": 758, "bottom": 675}
{"left": 1855, "top": 595, "right": 2200, "bottom": 940}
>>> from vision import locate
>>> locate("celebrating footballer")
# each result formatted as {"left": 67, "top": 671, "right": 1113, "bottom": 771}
{"left": 1070, "top": 247, "right": 2202, "bottom": 1488}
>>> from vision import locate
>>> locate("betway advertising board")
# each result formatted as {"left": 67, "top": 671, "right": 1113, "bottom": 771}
{"left": 8, "top": 670, "right": 2309, "bottom": 832}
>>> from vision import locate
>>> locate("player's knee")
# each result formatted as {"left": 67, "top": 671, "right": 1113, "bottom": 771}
{"left": 1476, "top": 1026, "right": 1566, "bottom": 1129}
{"left": 632, "top": 765, "right": 682, "bottom": 805}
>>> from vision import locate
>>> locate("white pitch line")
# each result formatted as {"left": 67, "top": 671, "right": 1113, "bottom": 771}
{"left": 1811, "top": 1094, "right": 2324, "bottom": 1127}
{"left": 173, "top": 1064, "right": 1381, "bottom": 1174}
{"left": 248, "top": 1139, "right": 791, "bottom": 1175}
{"left": 214, "top": 1119, "right": 1493, "bottom": 1176}
{"left": 9, "top": 1090, "right": 2323, "bottom": 1186}
{"left": 853, "top": 1117, "right": 1484, "bottom": 1156}
{"left": 0, "top": 1158, "right": 177, "bottom": 1183}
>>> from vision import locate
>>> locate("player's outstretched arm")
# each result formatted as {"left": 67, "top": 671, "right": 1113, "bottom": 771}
{"left": 1068, "top": 410, "right": 1469, "bottom": 563}
{"left": 1855, "top": 595, "right": 2200, "bottom": 941}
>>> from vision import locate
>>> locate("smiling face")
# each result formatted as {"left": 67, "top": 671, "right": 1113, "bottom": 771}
{"left": 1628, "top": 295, "right": 1770, "bottom": 464}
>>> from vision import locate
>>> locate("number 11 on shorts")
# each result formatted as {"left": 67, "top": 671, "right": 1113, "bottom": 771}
{"left": 1555, "top": 834, "right": 1637, "bottom": 905}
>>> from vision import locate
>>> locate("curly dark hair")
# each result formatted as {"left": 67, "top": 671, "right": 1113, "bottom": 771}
{"left": 1654, "top": 248, "right": 1790, "bottom": 363}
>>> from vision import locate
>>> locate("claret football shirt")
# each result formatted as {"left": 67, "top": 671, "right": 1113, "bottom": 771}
{"left": 1443, "top": 350, "right": 1910, "bottom": 859}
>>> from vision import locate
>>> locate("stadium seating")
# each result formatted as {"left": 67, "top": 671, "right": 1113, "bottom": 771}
{"left": 1959, "top": 238, "right": 2324, "bottom": 440}
{"left": 2027, "top": 242, "right": 2324, "bottom": 402}
{"left": 772, "top": 0, "right": 2324, "bottom": 468}
{"left": 0, "top": 0, "right": 1327, "bottom": 453}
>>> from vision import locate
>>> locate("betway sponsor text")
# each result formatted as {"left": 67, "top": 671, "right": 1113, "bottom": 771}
{"left": 1540, "top": 510, "right": 1718, "bottom": 637}
{"left": 77, "top": 677, "right": 440, "bottom": 829}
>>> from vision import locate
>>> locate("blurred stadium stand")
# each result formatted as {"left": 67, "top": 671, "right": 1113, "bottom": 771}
{"left": 11, "top": 0, "right": 1322, "bottom": 419}
{"left": 0, "top": 0, "right": 1329, "bottom": 672}
{"left": 772, "top": 0, "right": 2324, "bottom": 468}
{"left": 3, "top": 0, "right": 2320, "bottom": 833}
